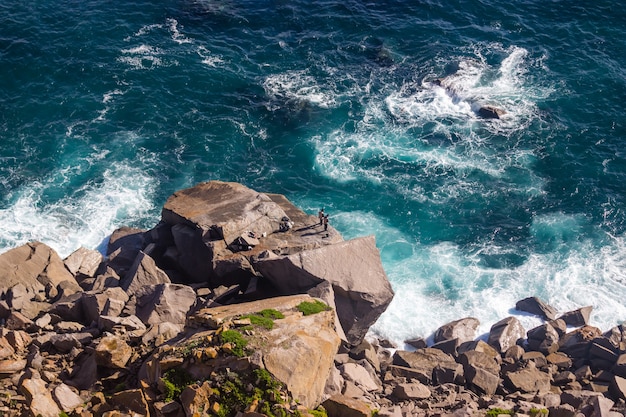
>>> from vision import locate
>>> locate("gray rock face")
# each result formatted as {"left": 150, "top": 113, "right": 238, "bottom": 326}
{"left": 253, "top": 235, "right": 394, "bottom": 346}
{"left": 488, "top": 316, "right": 525, "bottom": 353}
{"left": 120, "top": 251, "right": 171, "bottom": 296}
{"left": 134, "top": 283, "right": 196, "bottom": 325}
{"left": 434, "top": 317, "right": 480, "bottom": 344}
{"left": 515, "top": 296, "right": 558, "bottom": 320}
{"left": 559, "top": 306, "right": 593, "bottom": 327}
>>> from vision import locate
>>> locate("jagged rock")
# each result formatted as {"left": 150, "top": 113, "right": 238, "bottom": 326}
{"left": 98, "top": 314, "right": 146, "bottom": 334}
{"left": 106, "top": 227, "right": 147, "bottom": 278}
{"left": 504, "top": 363, "right": 552, "bottom": 393}
{"left": 434, "top": 317, "right": 480, "bottom": 344}
{"left": 5, "top": 330, "right": 32, "bottom": 353}
{"left": 90, "top": 266, "right": 121, "bottom": 291}
{"left": 180, "top": 381, "right": 213, "bottom": 417}
{"left": 588, "top": 395, "right": 614, "bottom": 417}
{"left": 548, "top": 403, "right": 576, "bottom": 417}
{"left": 64, "top": 247, "right": 103, "bottom": 278}
{"left": 392, "top": 382, "right": 431, "bottom": 400}
{"left": 527, "top": 322, "right": 560, "bottom": 354}
{"left": 324, "top": 365, "right": 344, "bottom": 398}
{"left": 82, "top": 287, "right": 129, "bottom": 325}
{"left": 54, "top": 321, "right": 85, "bottom": 333}
{"left": 458, "top": 350, "right": 500, "bottom": 395}
{"left": 50, "top": 292, "right": 84, "bottom": 323}
{"left": 134, "top": 283, "right": 196, "bottom": 325}
{"left": 340, "top": 361, "right": 382, "bottom": 392}
{"left": 50, "top": 332, "right": 93, "bottom": 353}
{"left": 404, "top": 337, "right": 427, "bottom": 350}
{"left": 253, "top": 235, "right": 394, "bottom": 346}
{"left": 589, "top": 338, "right": 619, "bottom": 362}
{"left": 559, "top": 326, "right": 602, "bottom": 357}
{"left": 515, "top": 296, "right": 558, "bottom": 320}
{"left": 154, "top": 401, "right": 185, "bottom": 417}
{"left": 547, "top": 352, "right": 573, "bottom": 369}
{"left": 0, "top": 337, "right": 15, "bottom": 360}
{"left": 53, "top": 383, "right": 84, "bottom": 412}
{"left": 6, "top": 311, "right": 36, "bottom": 332}
{"left": 488, "top": 316, "right": 525, "bottom": 353}
{"left": 322, "top": 394, "right": 372, "bottom": 417}
{"left": 20, "top": 375, "right": 61, "bottom": 417}
{"left": 95, "top": 335, "right": 133, "bottom": 369}
{"left": 109, "top": 389, "right": 150, "bottom": 416}
{"left": 141, "top": 322, "right": 184, "bottom": 347}
{"left": 559, "top": 306, "right": 593, "bottom": 327}
{"left": 120, "top": 251, "right": 171, "bottom": 296}
{"left": 0, "top": 241, "right": 75, "bottom": 292}
{"left": 392, "top": 348, "right": 457, "bottom": 385}
{"left": 349, "top": 340, "right": 380, "bottom": 373}
{"left": 66, "top": 352, "right": 98, "bottom": 390}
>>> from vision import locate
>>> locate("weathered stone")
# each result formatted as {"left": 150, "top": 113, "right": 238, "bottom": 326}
{"left": 392, "top": 382, "right": 431, "bottom": 400}
{"left": 6, "top": 311, "right": 36, "bottom": 332}
{"left": 527, "top": 323, "right": 560, "bottom": 354}
{"left": 434, "top": 317, "right": 480, "bottom": 344}
{"left": 610, "top": 375, "right": 626, "bottom": 401}
{"left": 5, "top": 330, "right": 31, "bottom": 353}
{"left": 50, "top": 333, "right": 93, "bottom": 353}
{"left": 0, "top": 241, "right": 75, "bottom": 291}
{"left": 254, "top": 235, "right": 393, "bottom": 346}
{"left": 120, "top": 251, "right": 171, "bottom": 296}
{"left": 322, "top": 394, "right": 372, "bottom": 417}
{"left": 547, "top": 352, "right": 573, "bottom": 369}
{"left": 180, "top": 381, "right": 213, "bottom": 417}
{"left": 458, "top": 350, "right": 501, "bottom": 395}
{"left": 54, "top": 321, "right": 85, "bottom": 333}
{"left": 106, "top": 227, "right": 147, "bottom": 278}
{"left": 187, "top": 294, "right": 340, "bottom": 409}
{"left": 0, "top": 337, "right": 15, "bottom": 360}
{"left": 109, "top": 389, "right": 149, "bottom": 416}
{"left": 64, "top": 247, "right": 103, "bottom": 278}
{"left": 50, "top": 292, "right": 84, "bottom": 323}
{"left": 515, "top": 296, "right": 558, "bottom": 320}
{"left": 559, "top": 306, "right": 593, "bottom": 327}
{"left": 392, "top": 348, "right": 457, "bottom": 385}
{"left": 488, "top": 316, "right": 525, "bottom": 353}
{"left": 0, "top": 358, "right": 26, "bottom": 375}
{"left": 548, "top": 404, "right": 576, "bottom": 417}
{"left": 82, "top": 287, "right": 130, "bottom": 325}
{"left": 53, "top": 383, "right": 84, "bottom": 412}
{"left": 559, "top": 326, "right": 602, "bottom": 357}
{"left": 141, "top": 322, "right": 184, "bottom": 347}
{"left": 67, "top": 352, "right": 98, "bottom": 390}
{"left": 20, "top": 376, "right": 61, "bottom": 417}
{"left": 154, "top": 401, "right": 185, "bottom": 417}
{"left": 349, "top": 339, "right": 380, "bottom": 373}
{"left": 340, "top": 362, "right": 382, "bottom": 392}
{"left": 134, "top": 283, "right": 196, "bottom": 325}
{"left": 98, "top": 314, "right": 146, "bottom": 333}
{"left": 522, "top": 351, "right": 548, "bottom": 368}
{"left": 95, "top": 335, "right": 133, "bottom": 369}
{"left": 504, "top": 364, "right": 552, "bottom": 393}
{"left": 404, "top": 337, "right": 427, "bottom": 350}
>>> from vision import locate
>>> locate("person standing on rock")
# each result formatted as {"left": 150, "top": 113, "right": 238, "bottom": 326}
{"left": 323, "top": 214, "right": 329, "bottom": 231}
{"left": 318, "top": 208, "right": 325, "bottom": 226}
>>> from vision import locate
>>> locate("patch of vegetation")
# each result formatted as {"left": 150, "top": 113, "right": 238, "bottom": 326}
{"left": 161, "top": 368, "right": 195, "bottom": 402}
{"left": 530, "top": 408, "right": 548, "bottom": 417}
{"left": 297, "top": 300, "right": 331, "bottom": 316}
{"left": 240, "top": 309, "right": 285, "bottom": 330}
{"left": 220, "top": 329, "right": 249, "bottom": 357}
{"left": 213, "top": 368, "right": 288, "bottom": 417}
{"left": 309, "top": 407, "right": 328, "bottom": 417}
{"left": 486, "top": 408, "right": 515, "bottom": 417}
{"left": 59, "top": 413, "right": 70, "bottom": 417}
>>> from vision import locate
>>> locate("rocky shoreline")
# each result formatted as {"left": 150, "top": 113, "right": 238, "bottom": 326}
{"left": 0, "top": 180, "right": 625, "bottom": 417}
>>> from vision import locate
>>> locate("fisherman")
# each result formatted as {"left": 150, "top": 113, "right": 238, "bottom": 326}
{"left": 318, "top": 208, "right": 325, "bottom": 225}
{"left": 323, "top": 214, "right": 329, "bottom": 231}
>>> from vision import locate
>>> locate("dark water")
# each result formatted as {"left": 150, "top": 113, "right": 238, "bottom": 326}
{"left": 2, "top": 0, "right": 626, "bottom": 343}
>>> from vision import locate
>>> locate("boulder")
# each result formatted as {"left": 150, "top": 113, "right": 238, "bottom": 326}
{"left": 82, "top": 287, "right": 129, "bottom": 325}
{"left": 106, "top": 227, "right": 147, "bottom": 278}
{"left": 253, "top": 235, "right": 394, "bottom": 346}
{"left": 64, "top": 247, "right": 103, "bottom": 278}
{"left": 434, "top": 317, "right": 480, "bottom": 344}
{"left": 504, "top": 364, "right": 552, "bottom": 393}
{"left": 392, "top": 348, "right": 457, "bottom": 385}
{"left": 559, "top": 306, "right": 593, "bottom": 327}
{"left": 134, "top": 283, "right": 196, "bottom": 325}
{"left": 120, "top": 251, "right": 171, "bottom": 296}
{"left": 458, "top": 350, "right": 501, "bottom": 395}
{"left": 95, "top": 335, "right": 133, "bottom": 369}
{"left": 20, "top": 375, "right": 61, "bottom": 417}
{"left": 109, "top": 389, "right": 150, "bottom": 416}
{"left": 515, "top": 296, "right": 558, "bottom": 320}
{"left": 477, "top": 105, "right": 506, "bottom": 119}
{"left": 488, "top": 316, "right": 525, "bottom": 353}
{"left": 392, "top": 382, "right": 431, "bottom": 400}
{"left": 0, "top": 241, "right": 75, "bottom": 291}
{"left": 53, "top": 383, "right": 84, "bottom": 412}
{"left": 527, "top": 322, "right": 560, "bottom": 354}
{"left": 322, "top": 394, "right": 372, "bottom": 417}
{"left": 185, "top": 294, "right": 341, "bottom": 409}
{"left": 340, "top": 361, "right": 382, "bottom": 392}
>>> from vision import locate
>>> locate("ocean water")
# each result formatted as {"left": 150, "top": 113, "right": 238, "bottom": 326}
{"left": 2, "top": 0, "right": 626, "bottom": 346}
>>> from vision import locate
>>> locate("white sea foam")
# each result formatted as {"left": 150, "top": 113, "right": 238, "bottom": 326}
{"left": 347, "top": 210, "right": 626, "bottom": 347}
{"left": 0, "top": 161, "right": 157, "bottom": 258}
{"left": 263, "top": 70, "right": 339, "bottom": 109}
{"left": 118, "top": 45, "right": 166, "bottom": 70}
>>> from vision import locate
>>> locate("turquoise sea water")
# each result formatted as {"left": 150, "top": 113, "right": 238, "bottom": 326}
{"left": 2, "top": 0, "right": 626, "bottom": 345}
